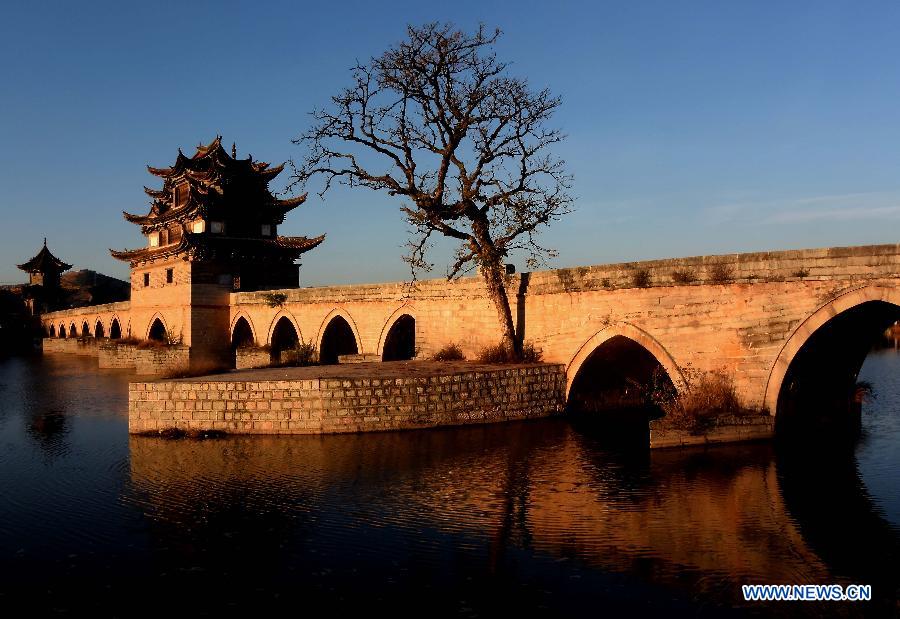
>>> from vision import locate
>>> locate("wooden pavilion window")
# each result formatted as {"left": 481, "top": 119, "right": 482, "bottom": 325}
{"left": 174, "top": 182, "right": 189, "bottom": 208}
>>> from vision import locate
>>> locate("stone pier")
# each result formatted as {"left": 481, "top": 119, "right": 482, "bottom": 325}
{"left": 129, "top": 362, "right": 566, "bottom": 435}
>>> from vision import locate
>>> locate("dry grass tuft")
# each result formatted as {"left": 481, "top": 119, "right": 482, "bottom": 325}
{"left": 708, "top": 263, "right": 734, "bottom": 284}
{"left": 631, "top": 269, "right": 651, "bottom": 288}
{"left": 671, "top": 268, "right": 696, "bottom": 284}
{"left": 432, "top": 343, "right": 465, "bottom": 361}
{"left": 655, "top": 369, "right": 748, "bottom": 433}
{"left": 476, "top": 342, "right": 543, "bottom": 364}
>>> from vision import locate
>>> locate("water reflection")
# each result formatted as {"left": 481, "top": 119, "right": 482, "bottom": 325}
{"left": 125, "top": 427, "right": 839, "bottom": 615}
{"left": 0, "top": 353, "right": 898, "bottom": 616}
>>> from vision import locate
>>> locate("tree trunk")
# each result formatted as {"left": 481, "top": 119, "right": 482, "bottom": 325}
{"left": 472, "top": 219, "right": 519, "bottom": 358}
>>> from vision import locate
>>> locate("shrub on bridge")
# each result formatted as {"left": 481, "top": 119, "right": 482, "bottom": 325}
{"left": 708, "top": 263, "right": 734, "bottom": 284}
{"left": 476, "top": 342, "right": 543, "bottom": 364}
{"left": 432, "top": 343, "right": 465, "bottom": 361}
{"left": 631, "top": 269, "right": 651, "bottom": 288}
{"left": 654, "top": 368, "right": 748, "bottom": 433}
{"left": 671, "top": 268, "right": 696, "bottom": 284}
{"left": 273, "top": 342, "right": 319, "bottom": 367}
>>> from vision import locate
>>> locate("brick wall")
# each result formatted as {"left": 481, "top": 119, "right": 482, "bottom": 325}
{"left": 129, "top": 363, "right": 565, "bottom": 435}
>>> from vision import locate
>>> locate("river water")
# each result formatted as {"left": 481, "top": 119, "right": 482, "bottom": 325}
{"left": 0, "top": 351, "right": 898, "bottom": 617}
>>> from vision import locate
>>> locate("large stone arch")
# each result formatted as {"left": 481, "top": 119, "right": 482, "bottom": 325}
{"left": 376, "top": 305, "right": 417, "bottom": 360}
{"left": 566, "top": 322, "right": 685, "bottom": 402}
{"left": 315, "top": 308, "right": 363, "bottom": 357}
{"left": 230, "top": 312, "right": 259, "bottom": 347}
{"left": 265, "top": 310, "right": 303, "bottom": 347}
{"left": 764, "top": 285, "right": 900, "bottom": 416}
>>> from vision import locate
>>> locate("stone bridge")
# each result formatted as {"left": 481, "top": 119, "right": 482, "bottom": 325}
{"left": 40, "top": 243, "right": 900, "bottom": 425}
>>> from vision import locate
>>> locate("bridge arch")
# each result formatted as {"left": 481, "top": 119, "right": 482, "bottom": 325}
{"left": 317, "top": 308, "right": 361, "bottom": 364}
{"left": 764, "top": 286, "right": 900, "bottom": 429}
{"left": 566, "top": 323, "right": 685, "bottom": 408}
{"left": 231, "top": 314, "right": 257, "bottom": 349}
{"left": 109, "top": 316, "right": 122, "bottom": 340}
{"left": 69, "top": 323, "right": 77, "bottom": 339}
{"left": 265, "top": 310, "right": 303, "bottom": 347}
{"left": 48, "top": 324, "right": 55, "bottom": 338}
{"left": 59, "top": 324, "right": 66, "bottom": 338}
{"left": 146, "top": 315, "right": 169, "bottom": 342}
{"left": 267, "top": 311, "right": 303, "bottom": 364}
{"left": 378, "top": 306, "right": 417, "bottom": 361}
{"left": 94, "top": 318, "right": 105, "bottom": 338}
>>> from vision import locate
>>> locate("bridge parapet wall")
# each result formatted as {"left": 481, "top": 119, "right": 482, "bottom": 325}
{"left": 526, "top": 244, "right": 900, "bottom": 295}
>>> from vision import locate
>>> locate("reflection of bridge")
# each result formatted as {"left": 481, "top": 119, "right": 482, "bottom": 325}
{"left": 41, "top": 243, "right": 900, "bottom": 422}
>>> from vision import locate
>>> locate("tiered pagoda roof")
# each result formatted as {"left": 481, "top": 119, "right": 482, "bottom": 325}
{"left": 17, "top": 239, "right": 72, "bottom": 274}
{"left": 111, "top": 136, "right": 323, "bottom": 265}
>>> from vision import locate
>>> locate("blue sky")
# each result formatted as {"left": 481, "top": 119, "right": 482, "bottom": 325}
{"left": 2, "top": 1, "right": 900, "bottom": 285}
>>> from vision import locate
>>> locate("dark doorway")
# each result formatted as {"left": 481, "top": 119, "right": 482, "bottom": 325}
{"left": 270, "top": 317, "right": 299, "bottom": 364}
{"left": 320, "top": 316, "right": 358, "bottom": 364}
{"left": 110, "top": 319, "right": 121, "bottom": 340}
{"left": 382, "top": 315, "right": 415, "bottom": 361}
{"left": 232, "top": 317, "right": 255, "bottom": 350}
{"left": 81, "top": 322, "right": 90, "bottom": 338}
{"left": 48, "top": 325, "right": 55, "bottom": 338}
{"left": 148, "top": 318, "right": 167, "bottom": 342}
{"left": 95, "top": 321, "right": 105, "bottom": 338}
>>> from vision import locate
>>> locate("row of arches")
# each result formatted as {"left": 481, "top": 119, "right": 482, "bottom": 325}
{"left": 48, "top": 318, "right": 123, "bottom": 340}
{"left": 230, "top": 309, "right": 416, "bottom": 365}
{"left": 564, "top": 286, "right": 900, "bottom": 439}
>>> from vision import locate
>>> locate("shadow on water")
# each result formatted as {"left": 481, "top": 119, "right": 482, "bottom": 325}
{"left": 776, "top": 437, "right": 900, "bottom": 615}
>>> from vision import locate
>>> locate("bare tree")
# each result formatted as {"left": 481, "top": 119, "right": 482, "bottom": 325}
{"left": 291, "top": 23, "right": 572, "bottom": 357}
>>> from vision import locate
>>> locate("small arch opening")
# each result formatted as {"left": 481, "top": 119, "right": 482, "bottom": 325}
{"left": 232, "top": 317, "right": 255, "bottom": 350}
{"left": 81, "top": 322, "right": 90, "bottom": 338}
{"left": 320, "top": 315, "right": 359, "bottom": 364}
{"left": 48, "top": 325, "right": 55, "bottom": 338}
{"left": 95, "top": 320, "right": 105, "bottom": 338}
{"left": 148, "top": 318, "right": 167, "bottom": 342}
{"left": 59, "top": 324, "right": 67, "bottom": 338}
{"left": 270, "top": 317, "right": 300, "bottom": 365}
{"left": 382, "top": 314, "right": 416, "bottom": 361}
{"left": 109, "top": 319, "right": 121, "bottom": 340}
{"left": 70, "top": 324, "right": 77, "bottom": 339}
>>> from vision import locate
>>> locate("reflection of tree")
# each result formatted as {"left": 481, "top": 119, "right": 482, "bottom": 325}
{"left": 25, "top": 409, "right": 69, "bottom": 458}
{"left": 124, "top": 418, "right": 900, "bottom": 615}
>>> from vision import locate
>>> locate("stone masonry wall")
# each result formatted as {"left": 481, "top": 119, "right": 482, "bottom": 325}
{"left": 42, "top": 337, "right": 99, "bottom": 356}
{"left": 129, "top": 364, "right": 565, "bottom": 435}
{"left": 235, "top": 347, "right": 271, "bottom": 370}
{"left": 98, "top": 342, "right": 138, "bottom": 369}
{"left": 133, "top": 345, "right": 190, "bottom": 376}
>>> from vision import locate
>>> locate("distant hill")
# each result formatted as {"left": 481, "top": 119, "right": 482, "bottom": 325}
{"left": 60, "top": 270, "right": 129, "bottom": 308}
